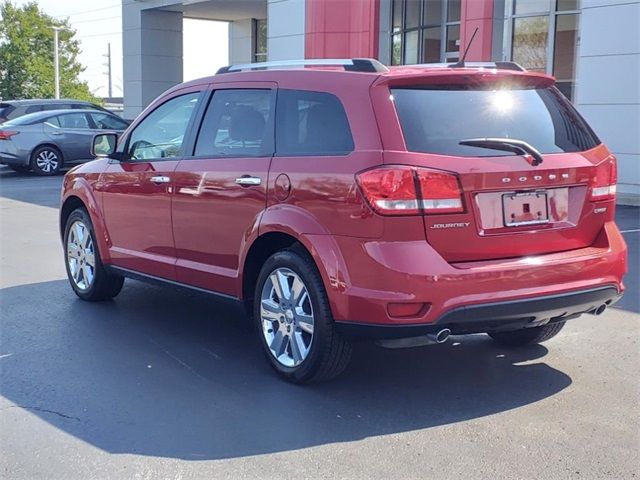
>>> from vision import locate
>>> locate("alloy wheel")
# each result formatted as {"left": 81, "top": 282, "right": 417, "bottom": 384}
{"left": 67, "top": 221, "right": 96, "bottom": 290}
{"left": 260, "top": 267, "right": 315, "bottom": 367}
{"left": 36, "top": 149, "right": 59, "bottom": 173}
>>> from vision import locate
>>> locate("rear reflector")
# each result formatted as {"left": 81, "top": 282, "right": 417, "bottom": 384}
{"left": 356, "top": 166, "right": 463, "bottom": 216}
{"left": 0, "top": 130, "right": 18, "bottom": 140}
{"left": 590, "top": 156, "right": 617, "bottom": 201}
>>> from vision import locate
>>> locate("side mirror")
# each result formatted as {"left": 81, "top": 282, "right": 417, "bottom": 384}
{"left": 92, "top": 133, "right": 118, "bottom": 157}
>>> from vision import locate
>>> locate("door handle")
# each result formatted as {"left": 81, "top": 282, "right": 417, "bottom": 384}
{"left": 150, "top": 176, "right": 170, "bottom": 184}
{"left": 50, "top": 132, "right": 63, "bottom": 136}
{"left": 235, "top": 176, "right": 261, "bottom": 186}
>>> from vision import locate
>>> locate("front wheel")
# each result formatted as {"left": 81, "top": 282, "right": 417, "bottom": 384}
{"left": 254, "top": 248, "right": 352, "bottom": 383}
{"left": 487, "top": 321, "right": 566, "bottom": 347}
{"left": 64, "top": 208, "right": 124, "bottom": 301}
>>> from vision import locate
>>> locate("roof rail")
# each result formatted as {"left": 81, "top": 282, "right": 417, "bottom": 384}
{"left": 448, "top": 61, "right": 525, "bottom": 72}
{"left": 216, "top": 58, "right": 389, "bottom": 74}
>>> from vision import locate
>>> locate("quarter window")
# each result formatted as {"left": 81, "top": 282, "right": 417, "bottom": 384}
{"left": 275, "top": 90, "right": 354, "bottom": 156}
{"left": 194, "top": 89, "right": 273, "bottom": 157}
{"left": 127, "top": 92, "right": 200, "bottom": 161}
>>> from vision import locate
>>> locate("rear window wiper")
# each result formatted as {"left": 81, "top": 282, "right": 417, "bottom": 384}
{"left": 459, "top": 138, "right": 544, "bottom": 166}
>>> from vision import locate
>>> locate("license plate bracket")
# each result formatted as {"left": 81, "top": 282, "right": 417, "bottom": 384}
{"left": 502, "top": 191, "right": 549, "bottom": 227}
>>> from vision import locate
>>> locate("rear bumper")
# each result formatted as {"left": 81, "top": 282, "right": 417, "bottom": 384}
{"left": 336, "top": 285, "right": 622, "bottom": 339}
{"left": 314, "top": 220, "right": 627, "bottom": 337}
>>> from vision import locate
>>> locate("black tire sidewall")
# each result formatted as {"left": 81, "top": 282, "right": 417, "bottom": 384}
{"left": 31, "top": 146, "right": 62, "bottom": 176}
{"left": 63, "top": 208, "right": 104, "bottom": 300}
{"left": 254, "top": 250, "right": 334, "bottom": 382}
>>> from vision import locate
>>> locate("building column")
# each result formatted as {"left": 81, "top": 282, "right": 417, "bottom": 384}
{"left": 229, "top": 19, "right": 254, "bottom": 64}
{"left": 268, "top": 0, "right": 305, "bottom": 60}
{"left": 122, "top": 2, "right": 183, "bottom": 119}
{"left": 305, "top": 0, "right": 379, "bottom": 59}
{"left": 575, "top": 0, "right": 640, "bottom": 205}
{"left": 459, "top": 0, "right": 494, "bottom": 61}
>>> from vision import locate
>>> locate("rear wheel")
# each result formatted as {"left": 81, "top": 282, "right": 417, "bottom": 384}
{"left": 487, "top": 321, "right": 566, "bottom": 347}
{"left": 64, "top": 208, "right": 124, "bottom": 301}
{"left": 254, "top": 248, "right": 352, "bottom": 383}
{"left": 31, "top": 145, "right": 62, "bottom": 175}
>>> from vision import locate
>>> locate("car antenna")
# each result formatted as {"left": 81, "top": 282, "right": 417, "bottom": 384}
{"left": 450, "top": 27, "right": 479, "bottom": 68}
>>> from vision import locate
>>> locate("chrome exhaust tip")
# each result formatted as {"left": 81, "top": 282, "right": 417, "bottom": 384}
{"left": 593, "top": 304, "right": 607, "bottom": 316}
{"left": 434, "top": 328, "right": 451, "bottom": 344}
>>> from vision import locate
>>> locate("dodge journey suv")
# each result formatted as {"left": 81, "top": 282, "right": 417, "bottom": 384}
{"left": 60, "top": 59, "right": 627, "bottom": 383}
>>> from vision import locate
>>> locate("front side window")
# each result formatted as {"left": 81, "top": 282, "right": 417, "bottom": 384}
{"left": 194, "top": 89, "right": 272, "bottom": 157}
{"left": 391, "top": 0, "right": 461, "bottom": 65}
{"left": 392, "top": 86, "right": 599, "bottom": 156}
{"left": 56, "top": 113, "right": 91, "bottom": 129}
{"left": 127, "top": 92, "right": 200, "bottom": 161}
{"left": 275, "top": 90, "right": 354, "bottom": 156}
{"left": 90, "top": 113, "right": 128, "bottom": 130}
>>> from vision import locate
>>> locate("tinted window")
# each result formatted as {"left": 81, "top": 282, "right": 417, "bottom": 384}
{"left": 194, "top": 89, "right": 272, "bottom": 157}
{"left": 0, "top": 103, "right": 14, "bottom": 119}
{"left": 56, "top": 113, "right": 90, "bottom": 129}
{"left": 392, "top": 86, "right": 599, "bottom": 156}
{"left": 127, "top": 92, "right": 200, "bottom": 160}
{"left": 275, "top": 90, "right": 354, "bottom": 156}
{"left": 90, "top": 112, "right": 128, "bottom": 130}
{"left": 46, "top": 103, "right": 71, "bottom": 110}
{"left": 25, "top": 105, "right": 42, "bottom": 114}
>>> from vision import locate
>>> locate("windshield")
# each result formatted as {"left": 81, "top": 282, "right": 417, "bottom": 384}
{"left": 391, "top": 86, "right": 600, "bottom": 156}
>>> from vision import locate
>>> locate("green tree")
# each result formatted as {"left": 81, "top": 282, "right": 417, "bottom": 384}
{"left": 0, "top": 1, "right": 99, "bottom": 102}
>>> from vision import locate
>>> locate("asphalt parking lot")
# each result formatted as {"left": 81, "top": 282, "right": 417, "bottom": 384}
{"left": 0, "top": 166, "right": 638, "bottom": 479}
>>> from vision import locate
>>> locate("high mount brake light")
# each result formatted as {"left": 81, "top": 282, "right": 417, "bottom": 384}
{"left": 356, "top": 166, "right": 463, "bottom": 216}
{"left": 590, "top": 156, "right": 617, "bottom": 201}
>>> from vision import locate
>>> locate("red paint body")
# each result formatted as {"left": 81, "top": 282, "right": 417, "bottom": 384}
{"left": 61, "top": 65, "right": 627, "bottom": 329}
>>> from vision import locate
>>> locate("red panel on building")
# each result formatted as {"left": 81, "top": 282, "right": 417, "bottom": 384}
{"left": 305, "top": 0, "right": 379, "bottom": 59}
{"left": 460, "top": 0, "right": 494, "bottom": 61}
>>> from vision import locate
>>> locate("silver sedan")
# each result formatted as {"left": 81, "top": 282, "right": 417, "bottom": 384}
{"left": 0, "top": 109, "right": 128, "bottom": 175}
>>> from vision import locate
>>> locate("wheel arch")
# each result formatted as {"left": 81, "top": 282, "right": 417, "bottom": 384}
{"left": 31, "top": 143, "right": 64, "bottom": 163}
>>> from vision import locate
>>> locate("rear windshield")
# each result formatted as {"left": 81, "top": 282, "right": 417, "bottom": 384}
{"left": 0, "top": 103, "right": 13, "bottom": 119}
{"left": 391, "top": 86, "right": 600, "bottom": 156}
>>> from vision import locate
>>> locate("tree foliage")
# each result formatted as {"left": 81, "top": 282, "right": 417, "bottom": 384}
{"left": 0, "top": 1, "right": 99, "bottom": 102}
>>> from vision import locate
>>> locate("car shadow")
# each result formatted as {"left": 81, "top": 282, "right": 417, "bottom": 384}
{"left": 0, "top": 279, "right": 572, "bottom": 461}
{"left": 0, "top": 166, "right": 66, "bottom": 209}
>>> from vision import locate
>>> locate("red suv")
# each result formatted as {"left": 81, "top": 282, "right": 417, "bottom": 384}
{"left": 60, "top": 59, "right": 627, "bottom": 383}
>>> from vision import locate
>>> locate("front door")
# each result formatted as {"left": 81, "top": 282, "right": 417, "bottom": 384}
{"left": 98, "top": 90, "right": 202, "bottom": 279}
{"left": 172, "top": 84, "right": 276, "bottom": 295}
{"left": 45, "top": 112, "right": 94, "bottom": 162}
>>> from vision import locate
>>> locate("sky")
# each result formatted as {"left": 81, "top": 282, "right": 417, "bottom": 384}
{"left": 12, "top": 0, "right": 229, "bottom": 98}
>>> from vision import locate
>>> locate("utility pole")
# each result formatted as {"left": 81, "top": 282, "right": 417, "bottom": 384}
{"left": 52, "top": 26, "right": 61, "bottom": 99}
{"left": 104, "top": 43, "right": 113, "bottom": 98}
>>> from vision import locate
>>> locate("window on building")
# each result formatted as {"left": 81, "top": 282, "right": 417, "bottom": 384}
{"left": 509, "top": 0, "right": 581, "bottom": 100}
{"left": 391, "top": 0, "right": 461, "bottom": 65}
{"left": 275, "top": 90, "right": 354, "bottom": 156}
{"left": 253, "top": 19, "right": 267, "bottom": 63}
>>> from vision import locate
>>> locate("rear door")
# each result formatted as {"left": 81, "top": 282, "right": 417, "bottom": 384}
{"left": 171, "top": 83, "right": 276, "bottom": 295}
{"left": 380, "top": 81, "right": 611, "bottom": 262}
{"left": 45, "top": 112, "right": 94, "bottom": 161}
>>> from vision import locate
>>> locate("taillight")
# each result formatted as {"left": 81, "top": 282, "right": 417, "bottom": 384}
{"left": 590, "top": 156, "right": 617, "bottom": 201}
{"left": 356, "top": 166, "right": 463, "bottom": 216}
{"left": 0, "top": 130, "right": 18, "bottom": 140}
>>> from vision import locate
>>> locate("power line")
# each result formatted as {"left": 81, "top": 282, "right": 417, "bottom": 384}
{"left": 70, "top": 16, "right": 120, "bottom": 25}
{"left": 53, "top": 3, "right": 121, "bottom": 19}
{"left": 75, "top": 31, "right": 121, "bottom": 39}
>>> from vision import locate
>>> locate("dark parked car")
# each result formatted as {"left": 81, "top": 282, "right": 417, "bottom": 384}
{"left": 0, "top": 99, "right": 111, "bottom": 124}
{"left": 0, "top": 109, "right": 129, "bottom": 175}
{"left": 60, "top": 59, "right": 627, "bottom": 383}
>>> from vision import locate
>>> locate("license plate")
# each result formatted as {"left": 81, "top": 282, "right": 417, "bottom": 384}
{"left": 503, "top": 191, "right": 549, "bottom": 227}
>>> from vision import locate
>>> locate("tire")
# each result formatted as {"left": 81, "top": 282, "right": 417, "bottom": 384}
{"left": 63, "top": 207, "right": 124, "bottom": 301}
{"left": 487, "top": 321, "right": 566, "bottom": 347}
{"left": 31, "top": 145, "right": 62, "bottom": 176}
{"left": 254, "top": 248, "right": 353, "bottom": 383}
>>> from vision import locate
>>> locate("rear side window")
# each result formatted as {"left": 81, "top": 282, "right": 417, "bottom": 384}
{"left": 56, "top": 113, "right": 90, "bottom": 129}
{"left": 194, "top": 89, "right": 273, "bottom": 157}
{"left": 25, "top": 105, "right": 42, "bottom": 114}
{"left": 275, "top": 90, "right": 354, "bottom": 156}
{"left": 391, "top": 86, "right": 599, "bottom": 156}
